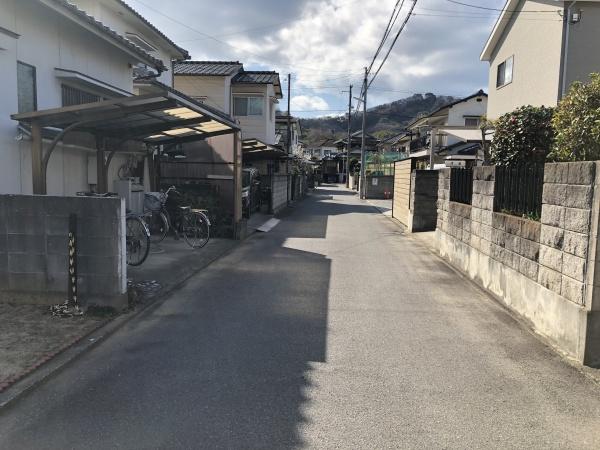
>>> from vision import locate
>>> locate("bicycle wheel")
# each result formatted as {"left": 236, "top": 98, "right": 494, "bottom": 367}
{"left": 147, "top": 210, "right": 169, "bottom": 243}
{"left": 182, "top": 212, "right": 210, "bottom": 249}
{"left": 126, "top": 216, "right": 150, "bottom": 266}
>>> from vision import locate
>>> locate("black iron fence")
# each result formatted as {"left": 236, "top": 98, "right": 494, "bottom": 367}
{"left": 450, "top": 168, "right": 473, "bottom": 204}
{"left": 494, "top": 164, "right": 544, "bottom": 219}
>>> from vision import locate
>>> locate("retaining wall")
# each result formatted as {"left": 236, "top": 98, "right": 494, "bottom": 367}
{"left": 0, "top": 194, "right": 127, "bottom": 309}
{"left": 436, "top": 163, "right": 600, "bottom": 365}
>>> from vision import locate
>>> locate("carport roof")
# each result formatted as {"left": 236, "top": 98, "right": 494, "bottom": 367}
{"left": 11, "top": 88, "right": 239, "bottom": 146}
{"left": 242, "top": 139, "right": 288, "bottom": 161}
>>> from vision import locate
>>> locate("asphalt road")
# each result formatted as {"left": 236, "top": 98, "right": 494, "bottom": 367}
{"left": 2, "top": 185, "right": 600, "bottom": 449}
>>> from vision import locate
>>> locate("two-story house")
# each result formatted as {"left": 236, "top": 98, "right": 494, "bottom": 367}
{"left": 275, "top": 114, "right": 302, "bottom": 156}
{"left": 173, "top": 61, "right": 283, "bottom": 146}
{"left": 406, "top": 90, "right": 488, "bottom": 168}
{"left": 481, "top": 0, "right": 600, "bottom": 119}
{"left": 0, "top": 0, "right": 216, "bottom": 195}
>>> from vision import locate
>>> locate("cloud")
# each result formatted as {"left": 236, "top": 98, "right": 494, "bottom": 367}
{"left": 128, "top": 0, "right": 508, "bottom": 116}
{"left": 290, "top": 95, "right": 330, "bottom": 112}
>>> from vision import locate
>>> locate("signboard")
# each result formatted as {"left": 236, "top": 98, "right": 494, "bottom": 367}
{"left": 372, "top": 178, "right": 379, "bottom": 186}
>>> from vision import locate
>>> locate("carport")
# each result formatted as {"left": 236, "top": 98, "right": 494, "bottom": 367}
{"left": 11, "top": 87, "right": 242, "bottom": 229}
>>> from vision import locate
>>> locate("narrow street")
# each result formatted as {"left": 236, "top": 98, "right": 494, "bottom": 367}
{"left": 1, "top": 185, "right": 600, "bottom": 449}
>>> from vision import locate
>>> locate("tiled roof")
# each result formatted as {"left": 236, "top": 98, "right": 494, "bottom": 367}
{"left": 115, "top": 0, "right": 189, "bottom": 59}
{"left": 47, "top": 0, "right": 166, "bottom": 70}
{"left": 174, "top": 61, "right": 243, "bottom": 76}
{"left": 232, "top": 71, "right": 280, "bottom": 85}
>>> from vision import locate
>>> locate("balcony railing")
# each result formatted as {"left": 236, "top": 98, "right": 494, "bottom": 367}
{"left": 409, "top": 135, "right": 428, "bottom": 152}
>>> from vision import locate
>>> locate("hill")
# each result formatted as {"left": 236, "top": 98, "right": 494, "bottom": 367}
{"left": 299, "top": 93, "right": 457, "bottom": 146}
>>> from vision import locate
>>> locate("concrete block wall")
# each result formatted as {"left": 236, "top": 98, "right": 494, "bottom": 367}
{"left": 435, "top": 162, "right": 600, "bottom": 365}
{"left": 407, "top": 170, "right": 438, "bottom": 232}
{"left": 538, "top": 162, "right": 596, "bottom": 305}
{"left": 272, "top": 175, "right": 288, "bottom": 214}
{"left": 0, "top": 194, "right": 127, "bottom": 309}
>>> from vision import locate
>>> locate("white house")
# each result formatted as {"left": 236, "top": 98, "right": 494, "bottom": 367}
{"left": 173, "top": 61, "right": 283, "bottom": 146}
{"left": 481, "top": 0, "right": 600, "bottom": 119}
{"left": 406, "top": 90, "right": 488, "bottom": 168}
{"left": 0, "top": 0, "right": 189, "bottom": 195}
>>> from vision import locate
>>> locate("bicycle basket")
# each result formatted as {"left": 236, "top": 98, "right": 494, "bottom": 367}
{"left": 144, "top": 192, "right": 164, "bottom": 211}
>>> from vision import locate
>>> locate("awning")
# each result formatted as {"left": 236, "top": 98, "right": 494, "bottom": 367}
{"left": 437, "top": 128, "right": 490, "bottom": 142}
{"left": 11, "top": 89, "right": 239, "bottom": 145}
{"left": 438, "top": 142, "right": 483, "bottom": 160}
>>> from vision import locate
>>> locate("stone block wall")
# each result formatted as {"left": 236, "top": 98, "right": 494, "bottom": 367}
{"left": 0, "top": 194, "right": 127, "bottom": 309}
{"left": 538, "top": 162, "right": 596, "bottom": 305}
{"left": 435, "top": 162, "right": 600, "bottom": 365}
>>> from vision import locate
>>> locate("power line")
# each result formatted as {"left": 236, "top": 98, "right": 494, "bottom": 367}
{"left": 367, "top": 0, "right": 405, "bottom": 75}
{"left": 368, "top": 0, "right": 418, "bottom": 89}
{"left": 444, "top": 0, "right": 562, "bottom": 13}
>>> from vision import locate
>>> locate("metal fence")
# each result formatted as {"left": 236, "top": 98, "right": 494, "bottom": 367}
{"left": 494, "top": 164, "right": 544, "bottom": 219}
{"left": 450, "top": 168, "right": 473, "bottom": 205}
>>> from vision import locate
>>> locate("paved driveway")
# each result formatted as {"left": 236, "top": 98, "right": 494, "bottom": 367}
{"left": 1, "top": 186, "right": 600, "bottom": 449}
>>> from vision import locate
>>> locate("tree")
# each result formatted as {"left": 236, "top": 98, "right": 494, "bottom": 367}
{"left": 490, "top": 105, "right": 554, "bottom": 166}
{"left": 549, "top": 73, "right": 600, "bottom": 161}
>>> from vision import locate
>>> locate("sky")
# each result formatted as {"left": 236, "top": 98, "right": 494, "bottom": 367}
{"left": 127, "top": 0, "right": 510, "bottom": 117}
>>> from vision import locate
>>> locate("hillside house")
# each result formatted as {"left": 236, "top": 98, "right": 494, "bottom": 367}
{"left": 481, "top": 0, "right": 600, "bottom": 119}
{"left": 406, "top": 91, "right": 488, "bottom": 168}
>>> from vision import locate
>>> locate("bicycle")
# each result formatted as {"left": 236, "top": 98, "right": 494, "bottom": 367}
{"left": 125, "top": 212, "right": 150, "bottom": 266}
{"left": 145, "top": 186, "right": 211, "bottom": 249}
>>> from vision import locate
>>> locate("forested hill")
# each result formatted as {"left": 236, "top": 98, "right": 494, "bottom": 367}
{"left": 299, "top": 93, "right": 457, "bottom": 145}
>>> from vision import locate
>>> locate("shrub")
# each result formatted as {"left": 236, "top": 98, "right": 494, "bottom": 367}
{"left": 550, "top": 73, "right": 600, "bottom": 161}
{"left": 490, "top": 105, "right": 554, "bottom": 166}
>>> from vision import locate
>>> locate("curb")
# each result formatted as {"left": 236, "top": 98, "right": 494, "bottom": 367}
{"left": 0, "top": 240, "right": 240, "bottom": 410}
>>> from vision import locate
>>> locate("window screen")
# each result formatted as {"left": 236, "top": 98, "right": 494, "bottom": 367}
{"left": 17, "top": 62, "right": 37, "bottom": 113}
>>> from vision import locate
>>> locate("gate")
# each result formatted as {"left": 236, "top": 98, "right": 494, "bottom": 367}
{"left": 392, "top": 159, "right": 412, "bottom": 226}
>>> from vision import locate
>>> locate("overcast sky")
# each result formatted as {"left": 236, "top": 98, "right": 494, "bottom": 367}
{"left": 128, "top": 0, "right": 509, "bottom": 117}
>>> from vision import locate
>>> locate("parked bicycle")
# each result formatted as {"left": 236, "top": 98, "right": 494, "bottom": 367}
{"left": 125, "top": 212, "right": 150, "bottom": 266}
{"left": 144, "top": 186, "right": 211, "bottom": 249}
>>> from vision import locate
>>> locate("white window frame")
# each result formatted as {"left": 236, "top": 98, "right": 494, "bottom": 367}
{"left": 496, "top": 55, "right": 514, "bottom": 89}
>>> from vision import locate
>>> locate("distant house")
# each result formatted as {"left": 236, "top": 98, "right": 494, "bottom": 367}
{"left": 173, "top": 61, "right": 283, "bottom": 146}
{"left": 307, "top": 138, "right": 338, "bottom": 160}
{"left": 0, "top": 0, "right": 197, "bottom": 195}
{"left": 275, "top": 114, "right": 303, "bottom": 156}
{"left": 480, "top": 0, "right": 600, "bottom": 119}
{"left": 405, "top": 91, "right": 488, "bottom": 168}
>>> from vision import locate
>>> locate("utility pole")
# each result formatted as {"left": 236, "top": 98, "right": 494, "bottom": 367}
{"left": 359, "top": 67, "right": 368, "bottom": 199}
{"left": 345, "top": 84, "right": 352, "bottom": 188}
{"left": 286, "top": 73, "right": 291, "bottom": 204}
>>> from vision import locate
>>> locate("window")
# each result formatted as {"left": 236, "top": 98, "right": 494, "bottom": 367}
{"left": 496, "top": 55, "right": 514, "bottom": 88}
{"left": 17, "top": 61, "right": 37, "bottom": 113}
{"left": 465, "top": 117, "right": 480, "bottom": 127}
{"left": 233, "top": 96, "right": 263, "bottom": 116}
{"left": 61, "top": 84, "right": 102, "bottom": 107}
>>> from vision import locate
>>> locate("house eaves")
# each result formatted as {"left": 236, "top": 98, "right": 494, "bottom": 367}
{"left": 39, "top": 0, "right": 167, "bottom": 71}
{"left": 114, "top": 0, "right": 189, "bottom": 60}
{"left": 480, "top": 0, "right": 566, "bottom": 61}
